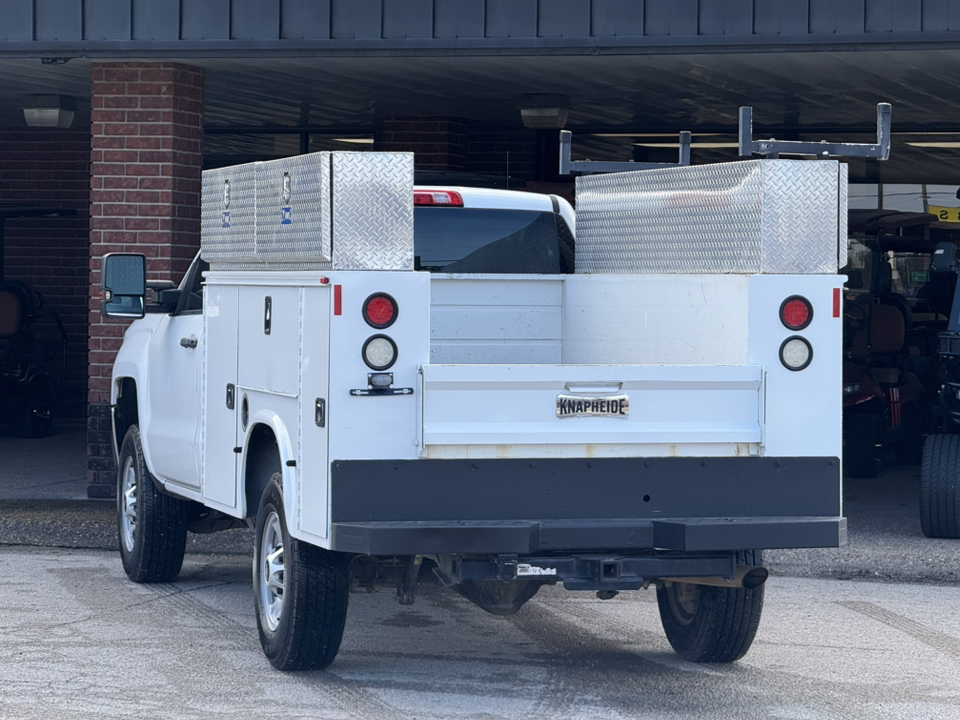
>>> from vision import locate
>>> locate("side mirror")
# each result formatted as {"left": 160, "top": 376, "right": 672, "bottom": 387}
{"left": 101, "top": 253, "right": 146, "bottom": 318}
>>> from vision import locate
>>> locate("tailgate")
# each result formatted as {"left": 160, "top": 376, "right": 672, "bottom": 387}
{"left": 420, "top": 364, "right": 763, "bottom": 450}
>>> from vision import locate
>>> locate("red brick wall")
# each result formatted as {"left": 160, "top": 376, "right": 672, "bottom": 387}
{"left": 87, "top": 62, "right": 204, "bottom": 498}
{"left": 0, "top": 128, "right": 91, "bottom": 421}
{"left": 378, "top": 117, "right": 466, "bottom": 170}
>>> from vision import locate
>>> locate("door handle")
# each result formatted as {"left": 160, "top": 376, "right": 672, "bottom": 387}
{"left": 180, "top": 336, "right": 198, "bottom": 349}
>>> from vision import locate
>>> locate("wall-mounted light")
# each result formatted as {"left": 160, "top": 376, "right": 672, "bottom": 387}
{"left": 519, "top": 94, "right": 569, "bottom": 130}
{"left": 22, "top": 94, "right": 76, "bottom": 128}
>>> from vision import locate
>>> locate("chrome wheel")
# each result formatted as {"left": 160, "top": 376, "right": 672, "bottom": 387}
{"left": 120, "top": 455, "right": 137, "bottom": 554}
{"left": 259, "top": 510, "right": 285, "bottom": 633}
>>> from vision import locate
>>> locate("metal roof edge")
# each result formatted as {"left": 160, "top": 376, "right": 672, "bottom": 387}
{"left": 5, "top": 31, "right": 960, "bottom": 60}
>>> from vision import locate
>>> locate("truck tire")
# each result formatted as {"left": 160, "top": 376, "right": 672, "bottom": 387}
{"left": 656, "top": 550, "right": 764, "bottom": 663}
{"left": 117, "top": 425, "right": 188, "bottom": 583}
{"left": 253, "top": 474, "right": 349, "bottom": 671}
{"left": 920, "top": 434, "right": 960, "bottom": 539}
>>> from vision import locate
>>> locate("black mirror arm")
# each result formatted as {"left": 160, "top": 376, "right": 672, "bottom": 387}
{"left": 144, "top": 288, "right": 182, "bottom": 314}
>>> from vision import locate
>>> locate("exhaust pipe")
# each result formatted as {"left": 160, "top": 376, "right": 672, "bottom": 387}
{"left": 665, "top": 565, "right": 769, "bottom": 590}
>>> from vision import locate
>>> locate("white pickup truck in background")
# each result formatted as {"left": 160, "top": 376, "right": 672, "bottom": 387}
{"left": 102, "top": 150, "right": 845, "bottom": 671}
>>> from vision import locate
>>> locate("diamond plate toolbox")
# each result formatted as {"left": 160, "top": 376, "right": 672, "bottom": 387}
{"left": 837, "top": 163, "right": 849, "bottom": 270}
{"left": 575, "top": 159, "right": 846, "bottom": 274}
{"left": 332, "top": 152, "right": 413, "bottom": 271}
{"left": 255, "top": 153, "right": 331, "bottom": 265}
{"left": 201, "top": 164, "right": 256, "bottom": 263}
{"left": 201, "top": 151, "right": 413, "bottom": 271}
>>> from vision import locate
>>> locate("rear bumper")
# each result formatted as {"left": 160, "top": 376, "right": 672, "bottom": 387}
{"left": 330, "top": 455, "right": 845, "bottom": 555}
{"left": 332, "top": 515, "right": 847, "bottom": 555}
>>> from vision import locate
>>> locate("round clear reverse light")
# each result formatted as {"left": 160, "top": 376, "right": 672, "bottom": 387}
{"left": 780, "top": 336, "right": 813, "bottom": 371}
{"left": 362, "top": 335, "right": 397, "bottom": 371}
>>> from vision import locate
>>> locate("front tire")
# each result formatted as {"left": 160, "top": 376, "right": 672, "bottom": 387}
{"left": 657, "top": 550, "right": 764, "bottom": 663}
{"left": 117, "top": 425, "right": 188, "bottom": 582}
{"left": 920, "top": 434, "right": 960, "bottom": 538}
{"left": 253, "top": 474, "right": 349, "bottom": 671}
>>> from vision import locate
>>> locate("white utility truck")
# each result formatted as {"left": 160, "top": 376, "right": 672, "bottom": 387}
{"left": 103, "top": 128, "right": 857, "bottom": 670}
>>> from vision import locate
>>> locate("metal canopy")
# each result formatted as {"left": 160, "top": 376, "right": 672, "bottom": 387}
{"left": 4, "top": 47, "right": 960, "bottom": 182}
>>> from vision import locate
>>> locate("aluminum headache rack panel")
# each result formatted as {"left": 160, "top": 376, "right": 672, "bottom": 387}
{"left": 575, "top": 159, "right": 848, "bottom": 274}
{"left": 332, "top": 152, "right": 415, "bottom": 271}
{"left": 200, "top": 151, "right": 413, "bottom": 271}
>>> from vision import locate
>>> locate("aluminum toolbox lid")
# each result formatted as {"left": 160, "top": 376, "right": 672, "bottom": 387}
{"left": 574, "top": 159, "right": 847, "bottom": 275}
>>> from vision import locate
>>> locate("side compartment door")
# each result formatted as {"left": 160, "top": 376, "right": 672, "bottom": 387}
{"left": 299, "top": 286, "right": 331, "bottom": 540}
{"left": 203, "top": 284, "right": 240, "bottom": 510}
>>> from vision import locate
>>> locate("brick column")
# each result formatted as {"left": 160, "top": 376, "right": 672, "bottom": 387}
{"left": 377, "top": 117, "right": 466, "bottom": 170}
{"left": 87, "top": 62, "right": 204, "bottom": 499}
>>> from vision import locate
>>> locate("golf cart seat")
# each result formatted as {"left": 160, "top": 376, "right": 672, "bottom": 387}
{"left": 0, "top": 289, "right": 20, "bottom": 338}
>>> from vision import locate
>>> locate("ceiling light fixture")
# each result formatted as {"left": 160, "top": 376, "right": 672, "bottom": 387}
{"left": 22, "top": 94, "right": 76, "bottom": 128}
{"left": 519, "top": 94, "right": 569, "bottom": 130}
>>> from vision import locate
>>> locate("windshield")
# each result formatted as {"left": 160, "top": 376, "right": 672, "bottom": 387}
{"left": 414, "top": 208, "right": 572, "bottom": 274}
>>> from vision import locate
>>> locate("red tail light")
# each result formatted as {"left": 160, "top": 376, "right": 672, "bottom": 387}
{"left": 780, "top": 296, "right": 813, "bottom": 330}
{"left": 363, "top": 292, "right": 398, "bottom": 329}
{"left": 414, "top": 190, "right": 463, "bottom": 207}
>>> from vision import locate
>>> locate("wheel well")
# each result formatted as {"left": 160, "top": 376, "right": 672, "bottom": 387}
{"left": 244, "top": 424, "right": 281, "bottom": 518}
{"left": 114, "top": 378, "right": 139, "bottom": 448}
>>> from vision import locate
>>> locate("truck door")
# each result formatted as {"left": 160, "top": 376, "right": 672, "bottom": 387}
{"left": 144, "top": 259, "right": 206, "bottom": 491}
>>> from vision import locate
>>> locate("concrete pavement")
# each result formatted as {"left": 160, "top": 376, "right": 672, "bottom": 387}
{"left": 1, "top": 547, "right": 958, "bottom": 720}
